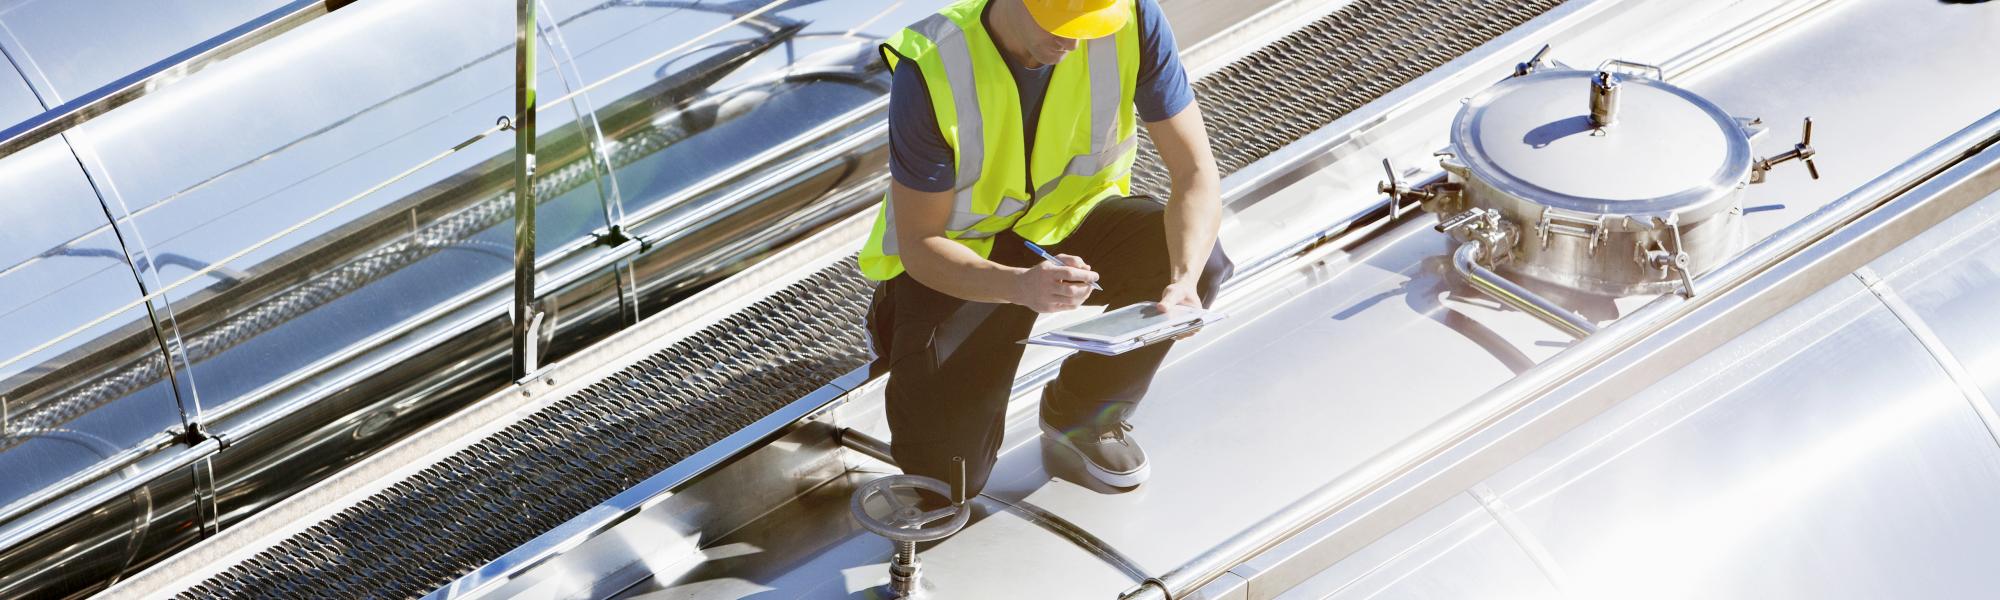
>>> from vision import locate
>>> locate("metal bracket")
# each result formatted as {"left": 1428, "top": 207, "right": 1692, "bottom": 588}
{"left": 172, "top": 420, "right": 230, "bottom": 449}
{"left": 1536, "top": 206, "right": 1607, "bottom": 256}
{"left": 515, "top": 309, "right": 545, "bottom": 380}
{"left": 590, "top": 224, "right": 636, "bottom": 248}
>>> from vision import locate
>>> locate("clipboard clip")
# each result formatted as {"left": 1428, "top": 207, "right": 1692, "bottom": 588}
{"left": 1134, "top": 318, "right": 1207, "bottom": 345}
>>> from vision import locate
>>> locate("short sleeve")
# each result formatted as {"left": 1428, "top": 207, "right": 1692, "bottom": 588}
{"left": 1133, "top": 0, "right": 1194, "bottom": 123}
{"left": 888, "top": 62, "right": 957, "bottom": 193}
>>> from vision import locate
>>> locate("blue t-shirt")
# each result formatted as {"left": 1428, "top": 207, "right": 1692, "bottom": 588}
{"left": 888, "top": 0, "right": 1192, "bottom": 193}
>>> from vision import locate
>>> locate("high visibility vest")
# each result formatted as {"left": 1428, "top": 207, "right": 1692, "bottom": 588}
{"left": 858, "top": 0, "right": 1141, "bottom": 281}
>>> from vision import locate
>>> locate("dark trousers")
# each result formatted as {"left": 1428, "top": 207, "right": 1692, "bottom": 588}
{"left": 865, "top": 196, "right": 1233, "bottom": 499}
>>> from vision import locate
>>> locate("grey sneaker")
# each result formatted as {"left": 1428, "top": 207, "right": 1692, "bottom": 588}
{"left": 1040, "top": 417, "right": 1151, "bottom": 488}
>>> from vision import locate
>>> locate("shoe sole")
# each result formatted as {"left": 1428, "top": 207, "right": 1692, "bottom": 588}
{"left": 1040, "top": 422, "right": 1151, "bottom": 488}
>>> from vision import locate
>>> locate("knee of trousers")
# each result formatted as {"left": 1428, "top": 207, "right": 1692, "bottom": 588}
{"left": 883, "top": 355, "right": 1015, "bottom": 462}
{"left": 886, "top": 400, "right": 1007, "bottom": 497}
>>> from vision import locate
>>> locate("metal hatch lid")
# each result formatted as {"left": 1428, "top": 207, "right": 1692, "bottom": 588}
{"left": 1451, "top": 68, "right": 1752, "bottom": 219}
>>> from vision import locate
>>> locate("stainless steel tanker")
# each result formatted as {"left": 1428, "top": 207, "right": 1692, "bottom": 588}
{"left": 11, "top": 0, "right": 2000, "bottom": 599}
{"left": 0, "top": 0, "right": 928, "bottom": 597}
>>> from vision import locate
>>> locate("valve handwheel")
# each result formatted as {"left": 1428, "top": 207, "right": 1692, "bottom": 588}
{"left": 850, "top": 475, "right": 970, "bottom": 543}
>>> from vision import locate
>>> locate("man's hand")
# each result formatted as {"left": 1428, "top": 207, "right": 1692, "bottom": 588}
{"left": 1157, "top": 281, "right": 1206, "bottom": 341}
{"left": 1013, "top": 254, "right": 1097, "bottom": 313}
{"left": 1158, "top": 280, "right": 1202, "bottom": 311}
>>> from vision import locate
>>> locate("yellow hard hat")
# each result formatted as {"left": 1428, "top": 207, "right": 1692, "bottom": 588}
{"left": 1023, "top": 0, "right": 1132, "bottom": 40}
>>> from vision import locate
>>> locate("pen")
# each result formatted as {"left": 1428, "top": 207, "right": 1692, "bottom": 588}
{"left": 1022, "top": 240, "right": 1104, "bottom": 291}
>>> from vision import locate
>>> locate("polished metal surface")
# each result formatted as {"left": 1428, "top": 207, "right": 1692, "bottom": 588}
{"left": 1219, "top": 113, "right": 2000, "bottom": 600}
{"left": 23, "top": 0, "right": 2000, "bottom": 599}
{"left": 0, "top": 0, "right": 326, "bottom": 159}
{"left": 1203, "top": 120, "right": 2000, "bottom": 600}
{"left": 0, "top": 0, "right": 920, "bottom": 596}
{"left": 1115, "top": 0, "right": 1873, "bottom": 595}
{"left": 1297, "top": 184, "right": 2000, "bottom": 600}
{"left": 1864, "top": 199, "right": 2000, "bottom": 410}
{"left": 1272, "top": 495, "right": 1558, "bottom": 599}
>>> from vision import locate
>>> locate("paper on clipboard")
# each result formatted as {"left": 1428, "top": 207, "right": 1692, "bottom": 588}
{"left": 1021, "top": 304, "right": 1227, "bottom": 356}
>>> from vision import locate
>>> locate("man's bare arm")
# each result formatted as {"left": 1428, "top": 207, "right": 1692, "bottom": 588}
{"left": 891, "top": 180, "right": 1098, "bottom": 311}
{"left": 1145, "top": 101, "right": 1223, "bottom": 307}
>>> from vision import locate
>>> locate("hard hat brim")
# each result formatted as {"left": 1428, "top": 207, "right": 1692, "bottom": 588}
{"left": 1026, "top": 0, "right": 1131, "bottom": 40}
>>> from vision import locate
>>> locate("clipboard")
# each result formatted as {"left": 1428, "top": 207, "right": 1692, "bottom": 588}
{"left": 1021, "top": 305, "right": 1226, "bottom": 356}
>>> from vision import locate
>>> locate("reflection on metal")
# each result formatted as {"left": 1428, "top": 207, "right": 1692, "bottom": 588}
{"left": 0, "top": 0, "right": 333, "bottom": 160}
{"left": 1, "top": 0, "right": 904, "bottom": 596}
{"left": 1313, "top": 182, "right": 2000, "bottom": 599}
{"left": 1213, "top": 118, "right": 2000, "bottom": 600}
{"left": 72, "top": 144, "right": 199, "bottom": 430}
{"left": 976, "top": 493, "right": 1153, "bottom": 584}
{"left": 0, "top": 427, "right": 154, "bottom": 584}
{"left": 0, "top": 436, "right": 217, "bottom": 564}
{"left": 190, "top": 458, "right": 218, "bottom": 537}
{"left": 0, "top": 120, "right": 514, "bottom": 390}
{"left": 1854, "top": 267, "right": 2000, "bottom": 443}
{"left": 1467, "top": 484, "right": 1569, "bottom": 593}
{"left": 534, "top": 0, "right": 796, "bottom": 120}
{"left": 0, "top": 6, "right": 829, "bottom": 533}
{"left": 0, "top": 0, "right": 838, "bottom": 420}
{"left": 533, "top": 0, "right": 626, "bottom": 236}
{"left": 513, "top": 0, "right": 541, "bottom": 379}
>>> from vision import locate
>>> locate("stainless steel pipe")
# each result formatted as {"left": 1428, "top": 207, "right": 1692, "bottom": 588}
{"left": 1452, "top": 242, "right": 1598, "bottom": 339}
{"left": 837, "top": 427, "right": 897, "bottom": 466}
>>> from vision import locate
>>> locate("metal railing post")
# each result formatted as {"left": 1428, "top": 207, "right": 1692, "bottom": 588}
{"left": 512, "top": 0, "right": 540, "bottom": 380}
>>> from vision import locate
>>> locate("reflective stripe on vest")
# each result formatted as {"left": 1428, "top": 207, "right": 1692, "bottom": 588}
{"left": 861, "top": 0, "right": 1139, "bottom": 281}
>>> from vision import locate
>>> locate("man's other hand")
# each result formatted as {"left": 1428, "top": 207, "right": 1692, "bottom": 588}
{"left": 1013, "top": 254, "right": 1097, "bottom": 313}
{"left": 1158, "top": 280, "right": 1201, "bottom": 310}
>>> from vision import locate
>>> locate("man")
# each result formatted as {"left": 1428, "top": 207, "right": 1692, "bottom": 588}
{"left": 861, "top": 0, "right": 1230, "bottom": 502}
